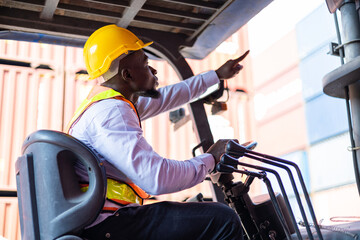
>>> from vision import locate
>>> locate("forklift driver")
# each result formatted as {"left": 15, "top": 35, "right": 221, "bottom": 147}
{"left": 67, "top": 24, "right": 248, "bottom": 240}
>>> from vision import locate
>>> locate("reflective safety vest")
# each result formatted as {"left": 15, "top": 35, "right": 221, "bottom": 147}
{"left": 67, "top": 85, "right": 150, "bottom": 207}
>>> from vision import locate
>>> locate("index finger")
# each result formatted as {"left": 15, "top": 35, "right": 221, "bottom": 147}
{"left": 234, "top": 50, "right": 250, "bottom": 63}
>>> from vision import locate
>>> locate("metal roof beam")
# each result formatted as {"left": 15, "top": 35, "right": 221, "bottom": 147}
{"left": 117, "top": 0, "right": 146, "bottom": 28}
{"left": 1, "top": 1, "right": 121, "bottom": 25}
{"left": 187, "top": 0, "right": 234, "bottom": 41}
{"left": 60, "top": 0, "right": 125, "bottom": 13}
{"left": 134, "top": 16, "right": 198, "bottom": 31}
{"left": 162, "top": 0, "right": 222, "bottom": 10}
{"left": 142, "top": 4, "right": 210, "bottom": 21}
{"left": 57, "top": 3, "right": 122, "bottom": 20}
{"left": 0, "top": 7, "right": 102, "bottom": 37}
{"left": 1, "top": 0, "right": 43, "bottom": 12}
{"left": 87, "top": 0, "right": 129, "bottom": 8}
{"left": 40, "top": 0, "right": 60, "bottom": 20}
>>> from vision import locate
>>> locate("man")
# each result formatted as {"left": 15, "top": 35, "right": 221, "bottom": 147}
{"left": 67, "top": 24, "right": 249, "bottom": 240}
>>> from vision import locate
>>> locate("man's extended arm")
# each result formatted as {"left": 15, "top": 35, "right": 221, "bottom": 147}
{"left": 136, "top": 50, "right": 249, "bottom": 120}
{"left": 136, "top": 70, "right": 219, "bottom": 120}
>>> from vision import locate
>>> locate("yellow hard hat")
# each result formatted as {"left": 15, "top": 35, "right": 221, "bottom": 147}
{"left": 83, "top": 24, "right": 153, "bottom": 80}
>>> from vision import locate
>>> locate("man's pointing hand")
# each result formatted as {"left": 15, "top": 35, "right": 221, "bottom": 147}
{"left": 215, "top": 50, "right": 250, "bottom": 80}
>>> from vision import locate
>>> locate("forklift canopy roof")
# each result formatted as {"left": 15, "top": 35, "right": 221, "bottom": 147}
{"left": 0, "top": 0, "right": 272, "bottom": 59}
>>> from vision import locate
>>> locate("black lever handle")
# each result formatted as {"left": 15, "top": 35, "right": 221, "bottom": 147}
{"left": 216, "top": 163, "right": 236, "bottom": 173}
{"left": 220, "top": 153, "right": 238, "bottom": 166}
{"left": 226, "top": 140, "right": 257, "bottom": 158}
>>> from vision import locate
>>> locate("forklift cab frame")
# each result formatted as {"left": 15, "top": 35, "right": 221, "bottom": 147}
{"left": 2, "top": 0, "right": 360, "bottom": 239}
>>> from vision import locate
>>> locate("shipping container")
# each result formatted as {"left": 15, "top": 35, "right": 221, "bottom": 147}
{"left": 251, "top": 30, "right": 299, "bottom": 89}
{"left": 308, "top": 132, "right": 355, "bottom": 192}
{"left": 254, "top": 66, "right": 303, "bottom": 123}
{"left": 295, "top": 3, "right": 337, "bottom": 59}
{"left": 299, "top": 45, "right": 340, "bottom": 101}
{"left": 305, "top": 93, "right": 348, "bottom": 144}
{"left": 255, "top": 105, "right": 308, "bottom": 156}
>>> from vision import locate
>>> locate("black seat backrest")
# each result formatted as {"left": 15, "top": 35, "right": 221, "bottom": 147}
{"left": 15, "top": 130, "right": 107, "bottom": 239}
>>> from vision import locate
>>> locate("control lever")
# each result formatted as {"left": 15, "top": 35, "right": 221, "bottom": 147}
{"left": 217, "top": 157, "right": 293, "bottom": 240}
{"left": 216, "top": 162, "right": 235, "bottom": 173}
{"left": 221, "top": 154, "right": 300, "bottom": 240}
{"left": 226, "top": 140, "right": 257, "bottom": 158}
{"left": 226, "top": 140, "right": 323, "bottom": 240}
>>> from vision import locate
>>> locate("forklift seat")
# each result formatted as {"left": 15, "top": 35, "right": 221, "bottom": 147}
{"left": 15, "top": 130, "right": 107, "bottom": 240}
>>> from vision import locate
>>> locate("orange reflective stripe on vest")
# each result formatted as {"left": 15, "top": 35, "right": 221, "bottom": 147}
{"left": 69, "top": 85, "right": 150, "bottom": 205}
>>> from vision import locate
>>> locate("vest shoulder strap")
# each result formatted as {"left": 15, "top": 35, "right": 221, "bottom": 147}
{"left": 66, "top": 85, "right": 141, "bottom": 132}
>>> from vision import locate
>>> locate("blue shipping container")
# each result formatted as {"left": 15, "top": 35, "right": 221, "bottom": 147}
{"left": 295, "top": 3, "right": 337, "bottom": 58}
{"left": 305, "top": 93, "right": 348, "bottom": 144}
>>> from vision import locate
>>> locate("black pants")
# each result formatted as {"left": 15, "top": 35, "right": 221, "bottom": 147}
{"left": 82, "top": 201, "right": 243, "bottom": 240}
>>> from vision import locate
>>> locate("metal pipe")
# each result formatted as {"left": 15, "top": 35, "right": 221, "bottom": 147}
{"left": 340, "top": 0, "right": 360, "bottom": 60}
{"left": 358, "top": 0, "right": 360, "bottom": 22}
{"left": 333, "top": 8, "right": 360, "bottom": 195}
{"left": 339, "top": 0, "right": 360, "bottom": 195}
{"left": 333, "top": 12, "right": 345, "bottom": 64}
{"left": 345, "top": 86, "right": 360, "bottom": 195}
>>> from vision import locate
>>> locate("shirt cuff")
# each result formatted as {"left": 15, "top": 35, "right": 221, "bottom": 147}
{"left": 201, "top": 70, "right": 220, "bottom": 89}
{"left": 198, "top": 153, "right": 215, "bottom": 173}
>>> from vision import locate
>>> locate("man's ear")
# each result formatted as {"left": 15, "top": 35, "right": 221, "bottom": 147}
{"left": 120, "top": 68, "right": 132, "bottom": 82}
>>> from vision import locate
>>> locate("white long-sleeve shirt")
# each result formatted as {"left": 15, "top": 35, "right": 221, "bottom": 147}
{"left": 69, "top": 70, "right": 219, "bottom": 224}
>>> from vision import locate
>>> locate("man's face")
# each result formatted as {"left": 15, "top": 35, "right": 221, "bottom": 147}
{"left": 126, "top": 50, "right": 160, "bottom": 98}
